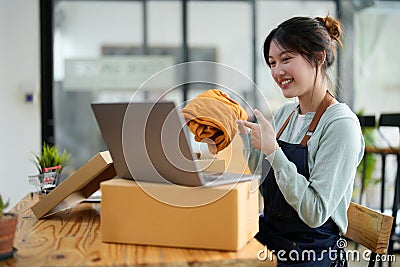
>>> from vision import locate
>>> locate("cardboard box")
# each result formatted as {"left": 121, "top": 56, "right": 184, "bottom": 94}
{"left": 196, "top": 158, "right": 225, "bottom": 172}
{"left": 216, "top": 134, "right": 252, "bottom": 174}
{"left": 100, "top": 178, "right": 259, "bottom": 251}
{"left": 31, "top": 151, "right": 115, "bottom": 218}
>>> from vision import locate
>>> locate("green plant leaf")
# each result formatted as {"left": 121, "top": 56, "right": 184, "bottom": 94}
{"left": 0, "top": 194, "right": 10, "bottom": 217}
{"left": 31, "top": 142, "right": 71, "bottom": 174}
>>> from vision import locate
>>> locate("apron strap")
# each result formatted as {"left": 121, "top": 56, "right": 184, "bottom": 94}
{"left": 300, "top": 91, "right": 335, "bottom": 146}
{"left": 275, "top": 91, "right": 335, "bottom": 145}
{"left": 276, "top": 109, "right": 296, "bottom": 139}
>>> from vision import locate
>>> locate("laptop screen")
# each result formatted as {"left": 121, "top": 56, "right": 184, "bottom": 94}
{"left": 91, "top": 101, "right": 206, "bottom": 187}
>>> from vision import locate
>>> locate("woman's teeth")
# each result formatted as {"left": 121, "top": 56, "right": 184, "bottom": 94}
{"left": 282, "top": 79, "right": 293, "bottom": 85}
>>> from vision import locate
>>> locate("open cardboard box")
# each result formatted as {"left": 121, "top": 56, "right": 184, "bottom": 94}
{"left": 31, "top": 151, "right": 115, "bottom": 218}
{"left": 31, "top": 152, "right": 225, "bottom": 219}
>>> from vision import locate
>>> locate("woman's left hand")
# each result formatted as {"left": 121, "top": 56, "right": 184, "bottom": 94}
{"left": 237, "top": 109, "right": 278, "bottom": 156}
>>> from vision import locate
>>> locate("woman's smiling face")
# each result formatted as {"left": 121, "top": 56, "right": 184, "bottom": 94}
{"left": 268, "top": 40, "right": 317, "bottom": 99}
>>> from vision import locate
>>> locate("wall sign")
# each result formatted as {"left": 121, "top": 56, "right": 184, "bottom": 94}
{"left": 64, "top": 55, "right": 175, "bottom": 91}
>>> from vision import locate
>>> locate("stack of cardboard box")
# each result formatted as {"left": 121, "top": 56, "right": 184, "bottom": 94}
{"left": 31, "top": 151, "right": 258, "bottom": 251}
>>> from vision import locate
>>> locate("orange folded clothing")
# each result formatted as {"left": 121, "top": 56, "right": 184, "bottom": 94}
{"left": 182, "top": 89, "right": 248, "bottom": 154}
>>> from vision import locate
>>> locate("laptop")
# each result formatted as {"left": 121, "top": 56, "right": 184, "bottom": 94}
{"left": 91, "top": 101, "right": 256, "bottom": 187}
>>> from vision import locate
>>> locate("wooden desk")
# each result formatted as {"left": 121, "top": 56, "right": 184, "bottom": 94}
{"left": 1, "top": 194, "right": 276, "bottom": 266}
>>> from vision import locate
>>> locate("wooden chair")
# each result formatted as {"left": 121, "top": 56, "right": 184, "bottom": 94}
{"left": 357, "top": 115, "right": 376, "bottom": 128}
{"left": 345, "top": 202, "right": 394, "bottom": 267}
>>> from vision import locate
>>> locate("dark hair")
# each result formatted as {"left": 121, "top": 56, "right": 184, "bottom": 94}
{"left": 263, "top": 15, "right": 343, "bottom": 82}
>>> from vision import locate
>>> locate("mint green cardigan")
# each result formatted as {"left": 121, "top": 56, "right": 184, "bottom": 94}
{"left": 241, "top": 102, "right": 365, "bottom": 234}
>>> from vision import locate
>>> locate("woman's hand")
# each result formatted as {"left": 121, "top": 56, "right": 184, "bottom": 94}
{"left": 236, "top": 109, "right": 278, "bottom": 156}
{"left": 237, "top": 119, "right": 250, "bottom": 135}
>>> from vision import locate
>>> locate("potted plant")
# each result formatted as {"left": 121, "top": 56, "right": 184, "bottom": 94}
{"left": 29, "top": 142, "right": 71, "bottom": 194}
{"left": 0, "top": 194, "right": 17, "bottom": 260}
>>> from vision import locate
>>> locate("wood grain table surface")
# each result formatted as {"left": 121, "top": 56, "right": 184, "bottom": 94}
{"left": 0, "top": 193, "right": 277, "bottom": 267}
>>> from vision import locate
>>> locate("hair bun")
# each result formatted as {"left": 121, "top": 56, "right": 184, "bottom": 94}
{"left": 316, "top": 15, "right": 343, "bottom": 48}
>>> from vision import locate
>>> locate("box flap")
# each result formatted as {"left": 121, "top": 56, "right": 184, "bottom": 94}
{"left": 31, "top": 151, "right": 116, "bottom": 218}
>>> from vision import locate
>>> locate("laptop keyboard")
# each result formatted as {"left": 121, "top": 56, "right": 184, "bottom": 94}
{"left": 202, "top": 172, "right": 253, "bottom": 183}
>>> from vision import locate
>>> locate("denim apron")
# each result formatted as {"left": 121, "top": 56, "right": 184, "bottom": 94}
{"left": 255, "top": 92, "right": 342, "bottom": 266}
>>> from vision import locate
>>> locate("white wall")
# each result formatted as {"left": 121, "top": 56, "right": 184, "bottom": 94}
{"left": 0, "top": 0, "right": 41, "bottom": 209}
